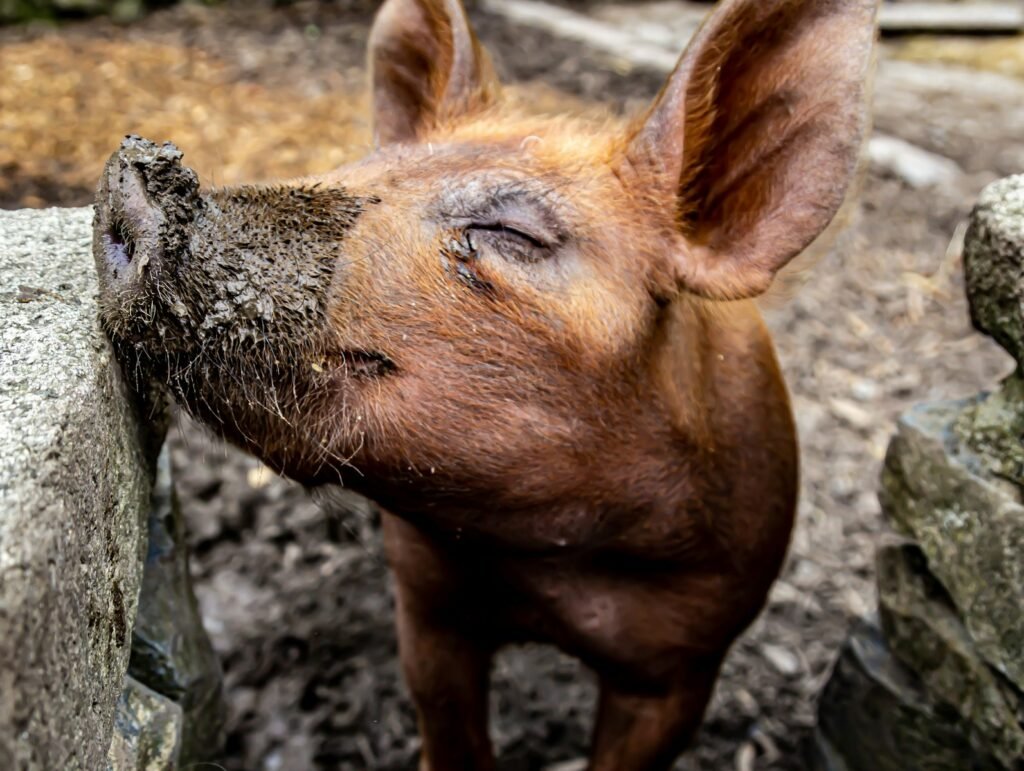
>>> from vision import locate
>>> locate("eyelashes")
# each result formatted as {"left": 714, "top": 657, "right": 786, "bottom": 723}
{"left": 467, "top": 222, "right": 549, "bottom": 249}
{"left": 467, "top": 222, "right": 551, "bottom": 263}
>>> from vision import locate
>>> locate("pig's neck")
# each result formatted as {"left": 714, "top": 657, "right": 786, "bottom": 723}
{"left": 565, "top": 295, "right": 797, "bottom": 560}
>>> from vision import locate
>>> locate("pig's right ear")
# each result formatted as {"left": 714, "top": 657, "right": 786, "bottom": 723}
{"left": 369, "top": 0, "right": 497, "bottom": 146}
{"left": 625, "top": 0, "right": 879, "bottom": 301}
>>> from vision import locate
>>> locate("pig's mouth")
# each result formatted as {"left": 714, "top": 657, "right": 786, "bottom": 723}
{"left": 336, "top": 350, "right": 397, "bottom": 378}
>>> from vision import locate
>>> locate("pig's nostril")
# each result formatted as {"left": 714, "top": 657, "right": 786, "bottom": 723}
{"left": 104, "top": 217, "right": 137, "bottom": 274}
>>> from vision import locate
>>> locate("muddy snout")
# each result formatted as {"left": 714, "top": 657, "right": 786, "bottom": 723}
{"left": 93, "top": 135, "right": 202, "bottom": 299}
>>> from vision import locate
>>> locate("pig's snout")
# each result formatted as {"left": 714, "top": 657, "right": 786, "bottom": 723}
{"left": 94, "top": 135, "right": 201, "bottom": 295}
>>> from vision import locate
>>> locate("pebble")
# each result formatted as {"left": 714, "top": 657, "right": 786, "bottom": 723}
{"left": 829, "top": 398, "right": 876, "bottom": 431}
{"left": 761, "top": 644, "right": 801, "bottom": 676}
{"left": 850, "top": 377, "right": 880, "bottom": 402}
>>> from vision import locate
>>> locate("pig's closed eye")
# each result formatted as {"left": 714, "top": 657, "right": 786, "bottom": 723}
{"left": 468, "top": 222, "right": 550, "bottom": 263}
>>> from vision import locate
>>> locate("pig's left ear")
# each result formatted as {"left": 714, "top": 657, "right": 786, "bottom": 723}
{"left": 369, "top": 0, "right": 497, "bottom": 146}
{"left": 626, "top": 0, "right": 879, "bottom": 300}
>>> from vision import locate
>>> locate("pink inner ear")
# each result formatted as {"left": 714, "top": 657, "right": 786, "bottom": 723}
{"left": 627, "top": 0, "right": 879, "bottom": 300}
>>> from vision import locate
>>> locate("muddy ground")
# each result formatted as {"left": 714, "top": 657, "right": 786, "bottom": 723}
{"left": 1, "top": 2, "right": 1020, "bottom": 769}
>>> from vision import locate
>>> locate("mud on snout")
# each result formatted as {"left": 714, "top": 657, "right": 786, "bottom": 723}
{"left": 93, "top": 135, "right": 379, "bottom": 480}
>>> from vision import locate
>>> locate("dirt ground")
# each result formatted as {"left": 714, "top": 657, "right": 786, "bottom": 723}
{"left": 2, "top": 2, "right": 1020, "bottom": 769}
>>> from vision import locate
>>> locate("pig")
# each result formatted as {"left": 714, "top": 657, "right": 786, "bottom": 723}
{"left": 93, "top": 0, "right": 880, "bottom": 767}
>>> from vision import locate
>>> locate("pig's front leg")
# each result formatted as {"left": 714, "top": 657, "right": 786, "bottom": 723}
{"left": 382, "top": 513, "right": 497, "bottom": 771}
{"left": 587, "top": 657, "right": 722, "bottom": 771}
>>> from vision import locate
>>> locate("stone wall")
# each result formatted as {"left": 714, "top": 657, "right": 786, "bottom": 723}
{"left": 0, "top": 207, "right": 223, "bottom": 770}
{"left": 814, "top": 176, "right": 1024, "bottom": 770}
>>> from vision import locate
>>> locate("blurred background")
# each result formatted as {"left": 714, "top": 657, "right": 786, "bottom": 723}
{"left": 1, "top": 1, "right": 1020, "bottom": 769}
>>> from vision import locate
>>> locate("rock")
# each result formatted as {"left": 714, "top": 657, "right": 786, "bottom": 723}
{"left": 963, "top": 174, "right": 1024, "bottom": 366}
{"left": 812, "top": 620, "right": 1005, "bottom": 771}
{"left": 955, "top": 373, "right": 1024, "bottom": 488}
{"left": 106, "top": 677, "right": 183, "bottom": 771}
{"left": 877, "top": 543, "right": 1024, "bottom": 767}
{"left": 816, "top": 173, "right": 1024, "bottom": 770}
{"left": 0, "top": 209, "right": 156, "bottom": 770}
{"left": 881, "top": 399, "right": 1024, "bottom": 691}
{"left": 129, "top": 445, "right": 225, "bottom": 763}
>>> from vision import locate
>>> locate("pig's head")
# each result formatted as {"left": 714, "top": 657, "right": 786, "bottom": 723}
{"left": 95, "top": 0, "right": 878, "bottom": 520}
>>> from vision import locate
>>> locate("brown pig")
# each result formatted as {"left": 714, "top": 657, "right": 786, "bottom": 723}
{"left": 93, "top": 0, "right": 879, "bottom": 767}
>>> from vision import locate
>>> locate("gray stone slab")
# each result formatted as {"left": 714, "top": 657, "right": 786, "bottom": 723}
{"left": 881, "top": 398, "right": 1024, "bottom": 691}
{"left": 0, "top": 208, "right": 153, "bottom": 770}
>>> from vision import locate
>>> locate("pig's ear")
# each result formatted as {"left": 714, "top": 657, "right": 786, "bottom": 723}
{"left": 369, "top": 0, "right": 497, "bottom": 145}
{"left": 626, "top": 0, "right": 879, "bottom": 300}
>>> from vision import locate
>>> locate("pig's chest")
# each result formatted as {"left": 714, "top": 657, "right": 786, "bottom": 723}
{"left": 474, "top": 556, "right": 626, "bottom": 646}
{"left": 416, "top": 492, "right": 717, "bottom": 560}
{"left": 466, "top": 553, "right": 716, "bottom": 681}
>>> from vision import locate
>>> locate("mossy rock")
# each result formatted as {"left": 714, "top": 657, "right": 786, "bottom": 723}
{"left": 877, "top": 543, "right": 1024, "bottom": 767}
{"left": 955, "top": 372, "right": 1024, "bottom": 488}
{"left": 812, "top": 620, "right": 1006, "bottom": 771}
{"left": 881, "top": 399, "right": 1024, "bottom": 691}
{"left": 964, "top": 174, "right": 1024, "bottom": 367}
{"left": 106, "top": 678, "right": 183, "bottom": 771}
